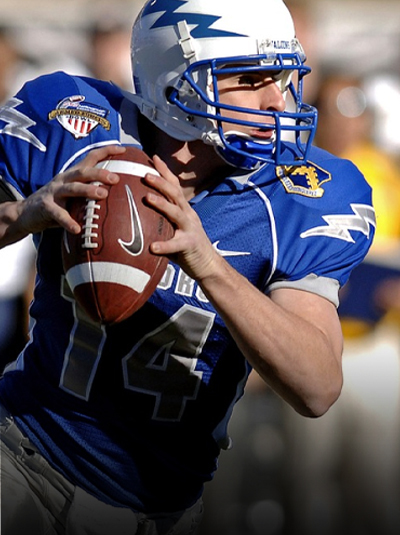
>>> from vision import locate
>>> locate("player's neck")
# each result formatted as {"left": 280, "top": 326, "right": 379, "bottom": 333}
{"left": 165, "top": 139, "right": 232, "bottom": 200}
{"left": 139, "top": 115, "right": 231, "bottom": 200}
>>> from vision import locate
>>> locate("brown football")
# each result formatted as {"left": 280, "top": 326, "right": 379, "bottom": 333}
{"left": 62, "top": 146, "right": 174, "bottom": 324}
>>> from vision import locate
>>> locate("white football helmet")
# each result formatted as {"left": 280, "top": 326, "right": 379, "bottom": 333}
{"left": 131, "top": 0, "right": 317, "bottom": 169}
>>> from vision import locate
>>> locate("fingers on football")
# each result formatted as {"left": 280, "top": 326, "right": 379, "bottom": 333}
{"left": 66, "top": 145, "right": 126, "bottom": 188}
{"left": 79, "top": 144, "right": 126, "bottom": 167}
{"left": 56, "top": 210, "right": 82, "bottom": 234}
{"left": 66, "top": 165, "right": 120, "bottom": 187}
{"left": 152, "top": 155, "right": 182, "bottom": 189}
{"left": 144, "top": 160, "right": 187, "bottom": 222}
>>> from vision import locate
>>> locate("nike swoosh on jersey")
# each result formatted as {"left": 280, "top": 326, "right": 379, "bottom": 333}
{"left": 212, "top": 241, "right": 251, "bottom": 257}
{"left": 118, "top": 185, "right": 144, "bottom": 256}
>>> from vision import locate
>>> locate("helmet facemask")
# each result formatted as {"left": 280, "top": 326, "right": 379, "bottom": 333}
{"left": 167, "top": 46, "right": 317, "bottom": 169}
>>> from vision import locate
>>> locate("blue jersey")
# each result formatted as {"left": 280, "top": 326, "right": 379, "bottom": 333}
{"left": 0, "top": 72, "right": 375, "bottom": 513}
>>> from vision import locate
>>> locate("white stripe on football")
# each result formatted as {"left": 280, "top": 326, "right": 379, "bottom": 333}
{"left": 96, "top": 160, "right": 160, "bottom": 178}
{"left": 65, "top": 262, "right": 151, "bottom": 294}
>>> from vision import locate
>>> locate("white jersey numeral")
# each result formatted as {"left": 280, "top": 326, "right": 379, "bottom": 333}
{"left": 60, "top": 277, "right": 215, "bottom": 420}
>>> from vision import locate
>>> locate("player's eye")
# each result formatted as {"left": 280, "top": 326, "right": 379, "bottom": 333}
{"left": 237, "top": 74, "right": 263, "bottom": 87}
{"left": 237, "top": 70, "right": 286, "bottom": 88}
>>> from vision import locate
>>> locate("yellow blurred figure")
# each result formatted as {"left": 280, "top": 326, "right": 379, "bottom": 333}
{"left": 343, "top": 142, "right": 400, "bottom": 250}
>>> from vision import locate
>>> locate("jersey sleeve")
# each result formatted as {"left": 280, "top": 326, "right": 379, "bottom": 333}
{"left": 0, "top": 71, "right": 133, "bottom": 199}
{"left": 267, "top": 154, "right": 376, "bottom": 306}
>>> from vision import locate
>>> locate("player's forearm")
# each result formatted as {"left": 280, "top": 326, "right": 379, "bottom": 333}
{"left": 0, "top": 200, "right": 28, "bottom": 248}
{"left": 198, "top": 255, "right": 343, "bottom": 418}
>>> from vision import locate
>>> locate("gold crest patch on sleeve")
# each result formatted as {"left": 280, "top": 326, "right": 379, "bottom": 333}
{"left": 276, "top": 163, "right": 331, "bottom": 198}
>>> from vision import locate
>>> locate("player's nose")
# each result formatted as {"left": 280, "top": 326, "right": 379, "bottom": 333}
{"left": 260, "top": 81, "right": 286, "bottom": 112}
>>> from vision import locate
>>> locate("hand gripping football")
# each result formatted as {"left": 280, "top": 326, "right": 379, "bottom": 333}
{"left": 62, "top": 146, "right": 174, "bottom": 324}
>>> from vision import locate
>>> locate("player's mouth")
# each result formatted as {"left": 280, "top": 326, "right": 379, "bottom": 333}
{"left": 249, "top": 127, "right": 275, "bottom": 140}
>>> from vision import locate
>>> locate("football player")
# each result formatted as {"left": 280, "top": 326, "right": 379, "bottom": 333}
{"left": 0, "top": 0, "right": 375, "bottom": 534}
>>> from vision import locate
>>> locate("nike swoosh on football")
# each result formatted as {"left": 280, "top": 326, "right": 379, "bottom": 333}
{"left": 118, "top": 185, "right": 144, "bottom": 256}
{"left": 212, "top": 241, "right": 251, "bottom": 257}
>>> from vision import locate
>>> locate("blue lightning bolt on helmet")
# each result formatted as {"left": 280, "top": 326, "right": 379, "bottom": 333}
{"left": 130, "top": 0, "right": 318, "bottom": 169}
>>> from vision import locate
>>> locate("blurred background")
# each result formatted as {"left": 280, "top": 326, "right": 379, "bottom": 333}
{"left": 1, "top": 1, "right": 400, "bottom": 534}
